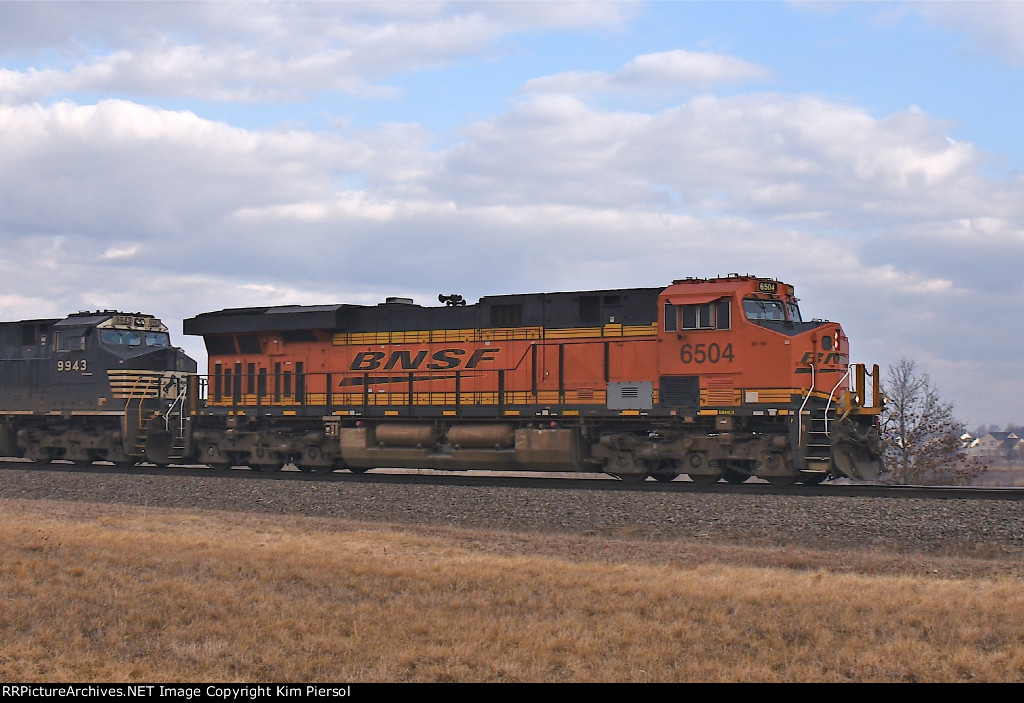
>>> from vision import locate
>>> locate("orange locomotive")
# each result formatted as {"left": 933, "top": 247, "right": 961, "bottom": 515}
{"left": 181, "top": 274, "right": 884, "bottom": 483}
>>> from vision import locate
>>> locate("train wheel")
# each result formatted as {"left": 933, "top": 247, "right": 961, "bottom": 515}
{"left": 348, "top": 467, "right": 373, "bottom": 474}
{"left": 723, "top": 469, "right": 749, "bottom": 484}
{"left": 609, "top": 472, "right": 647, "bottom": 482}
{"left": 765, "top": 476, "right": 798, "bottom": 486}
{"left": 24, "top": 445, "right": 44, "bottom": 462}
{"left": 688, "top": 473, "right": 722, "bottom": 485}
{"left": 722, "top": 460, "right": 755, "bottom": 484}
{"left": 210, "top": 452, "right": 242, "bottom": 471}
{"left": 799, "top": 472, "right": 828, "bottom": 485}
{"left": 648, "top": 459, "right": 680, "bottom": 483}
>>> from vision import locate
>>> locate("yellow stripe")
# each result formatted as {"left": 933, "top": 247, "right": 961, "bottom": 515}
{"left": 333, "top": 323, "right": 658, "bottom": 346}
{"left": 334, "top": 327, "right": 545, "bottom": 345}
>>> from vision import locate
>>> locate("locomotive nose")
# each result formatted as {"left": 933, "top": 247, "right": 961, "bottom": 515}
{"left": 128, "top": 346, "right": 197, "bottom": 373}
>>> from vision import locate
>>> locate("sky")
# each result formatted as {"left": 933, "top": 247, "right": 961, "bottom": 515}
{"left": 1, "top": 0, "right": 1022, "bottom": 430}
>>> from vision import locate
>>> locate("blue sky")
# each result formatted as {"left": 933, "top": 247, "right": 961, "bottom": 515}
{"left": 1, "top": 1, "right": 1023, "bottom": 428}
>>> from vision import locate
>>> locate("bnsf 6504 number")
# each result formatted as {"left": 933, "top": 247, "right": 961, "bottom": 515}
{"left": 680, "top": 343, "right": 734, "bottom": 364}
{"left": 56, "top": 360, "right": 87, "bottom": 372}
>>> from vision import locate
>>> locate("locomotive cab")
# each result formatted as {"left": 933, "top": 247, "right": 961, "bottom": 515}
{"left": 48, "top": 312, "right": 196, "bottom": 409}
{"left": 654, "top": 275, "right": 883, "bottom": 483}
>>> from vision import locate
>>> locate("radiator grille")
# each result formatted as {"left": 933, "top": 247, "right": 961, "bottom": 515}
{"left": 660, "top": 376, "right": 700, "bottom": 407}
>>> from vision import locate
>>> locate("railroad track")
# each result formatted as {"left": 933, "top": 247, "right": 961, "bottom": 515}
{"left": 1, "top": 458, "right": 1021, "bottom": 501}
{"left": 3, "top": 459, "right": 1024, "bottom": 553}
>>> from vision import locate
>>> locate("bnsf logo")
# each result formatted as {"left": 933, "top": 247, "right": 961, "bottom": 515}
{"left": 350, "top": 347, "right": 501, "bottom": 371}
{"left": 799, "top": 352, "right": 847, "bottom": 365}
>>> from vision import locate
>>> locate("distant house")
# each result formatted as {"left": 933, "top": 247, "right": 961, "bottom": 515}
{"left": 1004, "top": 436, "right": 1024, "bottom": 462}
{"left": 969, "top": 431, "right": 1021, "bottom": 460}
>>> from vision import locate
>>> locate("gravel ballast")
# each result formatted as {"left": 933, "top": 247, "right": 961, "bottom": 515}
{"left": 1, "top": 465, "right": 1022, "bottom": 555}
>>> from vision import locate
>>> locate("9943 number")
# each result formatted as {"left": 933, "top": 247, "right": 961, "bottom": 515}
{"left": 56, "top": 360, "right": 87, "bottom": 372}
{"left": 680, "top": 343, "right": 734, "bottom": 364}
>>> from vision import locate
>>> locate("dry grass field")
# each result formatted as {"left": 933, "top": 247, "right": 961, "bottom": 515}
{"left": 976, "top": 463, "right": 1024, "bottom": 487}
{"left": 1, "top": 497, "right": 1023, "bottom": 683}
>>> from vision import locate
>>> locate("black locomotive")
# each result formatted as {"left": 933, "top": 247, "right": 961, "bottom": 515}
{"left": 0, "top": 311, "right": 196, "bottom": 465}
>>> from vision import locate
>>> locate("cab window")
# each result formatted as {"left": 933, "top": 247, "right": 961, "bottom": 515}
{"left": 143, "top": 332, "right": 171, "bottom": 347}
{"left": 56, "top": 330, "right": 87, "bottom": 351}
{"left": 100, "top": 329, "right": 170, "bottom": 347}
{"left": 787, "top": 303, "right": 802, "bottom": 322}
{"left": 663, "top": 302, "right": 677, "bottom": 332}
{"left": 743, "top": 299, "right": 787, "bottom": 321}
{"left": 101, "top": 330, "right": 140, "bottom": 346}
{"left": 665, "top": 299, "right": 730, "bottom": 331}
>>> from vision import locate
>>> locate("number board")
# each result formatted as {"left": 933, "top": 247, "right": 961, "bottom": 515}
{"left": 111, "top": 315, "right": 156, "bottom": 329}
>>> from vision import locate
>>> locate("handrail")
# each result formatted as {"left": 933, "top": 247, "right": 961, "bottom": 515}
{"left": 163, "top": 377, "right": 188, "bottom": 436}
{"left": 823, "top": 367, "right": 852, "bottom": 437}
{"left": 121, "top": 374, "right": 159, "bottom": 443}
{"left": 797, "top": 362, "right": 814, "bottom": 448}
{"left": 122, "top": 374, "right": 154, "bottom": 410}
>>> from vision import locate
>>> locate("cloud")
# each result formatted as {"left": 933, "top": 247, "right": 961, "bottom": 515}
{"left": 0, "top": 99, "right": 373, "bottom": 243}
{"left": 524, "top": 49, "right": 771, "bottom": 95}
{"left": 3, "top": 82, "right": 1020, "bottom": 321}
{"left": 99, "top": 244, "right": 140, "bottom": 260}
{"left": 433, "top": 90, "right": 1017, "bottom": 240}
{"left": 916, "top": 2, "right": 1024, "bottom": 66}
{"left": 0, "top": 2, "right": 630, "bottom": 104}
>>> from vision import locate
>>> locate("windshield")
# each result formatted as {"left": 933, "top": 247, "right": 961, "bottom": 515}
{"left": 787, "top": 302, "right": 802, "bottom": 322}
{"left": 743, "top": 299, "right": 787, "bottom": 321}
{"left": 100, "top": 329, "right": 171, "bottom": 347}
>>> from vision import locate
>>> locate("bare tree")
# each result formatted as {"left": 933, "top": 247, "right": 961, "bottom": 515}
{"left": 881, "top": 358, "right": 985, "bottom": 485}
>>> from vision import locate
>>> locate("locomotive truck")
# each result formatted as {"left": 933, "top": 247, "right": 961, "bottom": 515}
{"left": 0, "top": 275, "right": 885, "bottom": 484}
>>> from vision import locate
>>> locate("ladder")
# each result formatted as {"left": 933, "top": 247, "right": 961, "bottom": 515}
{"left": 122, "top": 373, "right": 190, "bottom": 463}
{"left": 803, "top": 407, "right": 832, "bottom": 469}
{"left": 162, "top": 378, "right": 189, "bottom": 460}
{"left": 123, "top": 375, "right": 160, "bottom": 459}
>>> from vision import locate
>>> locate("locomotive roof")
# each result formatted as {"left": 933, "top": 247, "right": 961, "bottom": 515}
{"left": 183, "top": 304, "right": 359, "bottom": 334}
{"left": 0, "top": 310, "right": 162, "bottom": 326}
{"left": 54, "top": 313, "right": 113, "bottom": 327}
{"left": 182, "top": 278, "right": 793, "bottom": 338}
{"left": 0, "top": 316, "right": 61, "bottom": 327}
{"left": 183, "top": 286, "right": 664, "bottom": 336}
{"left": 53, "top": 310, "right": 165, "bottom": 330}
